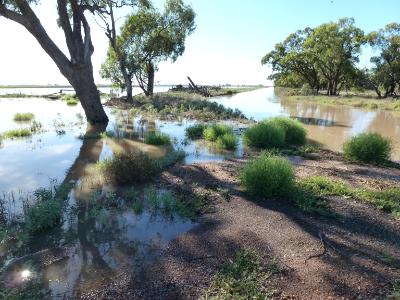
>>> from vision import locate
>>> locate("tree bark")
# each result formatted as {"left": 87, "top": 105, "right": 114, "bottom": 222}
{"left": 147, "top": 62, "right": 155, "bottom": 96}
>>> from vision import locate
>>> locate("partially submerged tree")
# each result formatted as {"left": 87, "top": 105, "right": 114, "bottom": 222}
{"left": 0, "top": 0, "right": 110, "bottom": 123}
{"left": 101, "top": 0, "right": 195, "bottom": 99}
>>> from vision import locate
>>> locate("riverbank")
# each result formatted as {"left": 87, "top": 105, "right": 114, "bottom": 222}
{"left": 72, "top": 148, "right": 400, "bottom": 299}
{"left": 105, "top": 90, "right": 251, "bottom": 122}
{"left": 276, "top": 87, "right": 400, "bottom": 112}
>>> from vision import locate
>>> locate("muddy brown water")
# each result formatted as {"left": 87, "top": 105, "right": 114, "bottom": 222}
{"left": 1, "top": 87, "right": 400, "bottom": 297}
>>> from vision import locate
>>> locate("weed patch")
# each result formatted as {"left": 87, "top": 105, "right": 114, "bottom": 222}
{"left": 14, "top": 113, "right": 34, "bottom": 122}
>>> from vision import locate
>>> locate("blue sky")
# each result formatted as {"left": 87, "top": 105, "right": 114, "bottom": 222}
{"left": 0, "top": 0, "right": 399, "bottom": 85}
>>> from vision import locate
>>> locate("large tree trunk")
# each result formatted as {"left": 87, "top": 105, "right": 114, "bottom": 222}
{"left": 0, "top": 0, "right": 108, "bottom": 124}
{"left": 69, "top": 65, "right": 108, "bottom": 123}
{"left": 147, "top": 62, "right": 155, "bottom": 96}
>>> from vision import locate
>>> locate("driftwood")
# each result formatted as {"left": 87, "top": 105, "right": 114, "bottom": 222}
{"left": 187, "top": 76, "right": 211, "bottom": 97}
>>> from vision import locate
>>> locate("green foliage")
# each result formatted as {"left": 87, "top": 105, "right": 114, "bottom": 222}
{"left": 216, "top": 133, "right": 238, "bottom": 150}
{"left": 2, "top": 128, "right": 32, "bottom": 138}
{"left": 144, "top": 131, "right": 171, "bottom": 145}
{"left": 24, "top": 186, "right": 67, "bottom": 233}
{"left": 205, "top": 251, "right": 280, "bottom": 299}
{"left": 263, "top": 18, "right": 364, "bottom": 95}
{"left": 343, "top": 133, "right": 392, "bottom": 163}
{"left": 185, "top": 123, "right": 206, "bottom": 139}
{"left": 203, "top": 123, "right": 233, "bottom": 142}
{"left": 265, "top": 117, "right": 307, "bottom": 146}
{"left": 66, "top": 99, "right": 78, "bottom": 106}
{"left": 14, "top": 112, "right": 35, "bottom": 122}
{"left": 240, "top": 152, "right": 294, "bottom": 198}
{"left": 101, "top": 0, "right": 196, "bottom": 96}
{"left": 389, "top": 279, "right": 400, "bottom": 300}
{"left": 243, "top": 122, "right": 285, "bottom": 149}
{"left": 298, "top": 176, "right": 352, "bottom": 197}
{"left": 98, "top": 151, "right": 158, "bottom": 185}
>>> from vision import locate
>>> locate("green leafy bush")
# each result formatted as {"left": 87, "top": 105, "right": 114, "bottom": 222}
{"left": 98, "top": 151, "right": 158, "bottom": 185}
{"left": 203, "top": 124, "right": 233, "bottom": 141}
{"left": 185, "top": 123, "right": 206, "bottom": 139}
{"left": 240, "top": 152, "right": 294, "bottom": 198}
{"left": 244, "top": 122, "right": 285, "bottom": 149}
{"left": 14, "top": 113, "right": 35, "bottom": 122}
{"left": 265, "top": 117, "right": 307, "bottom": 146}
{"left": 343, "top": 132, "right": 392, "bottom": 163}
{"left": 216, "top": 133, "right": 238, "bottom": 150}
{"left": 144, "top": 132, "right": 171, "bottom": 145}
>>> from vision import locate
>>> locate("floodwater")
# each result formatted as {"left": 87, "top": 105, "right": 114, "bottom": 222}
{"left": 215, "top": 87, "right": 400, "bottom": 161}
{"left": 1, "top": 87, "right": 400, "bottom": 297}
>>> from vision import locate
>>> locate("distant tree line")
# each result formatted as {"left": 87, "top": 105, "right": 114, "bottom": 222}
{"left": 262, "top": 18, "right": 400, "bottom": 99}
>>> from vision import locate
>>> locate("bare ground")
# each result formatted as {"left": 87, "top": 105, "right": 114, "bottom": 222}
{"left": 80, "top": 151, "right": 400, "bottom": 300}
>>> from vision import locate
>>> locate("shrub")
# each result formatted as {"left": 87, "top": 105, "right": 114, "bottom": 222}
{"left": 24, "top": 187, "right": 63, "bottom": 233}
{"left": 144, "top": 132, "right": 171, "bottom": 145}
{"left": 244, "top": 122, "right": 285, "bottom": 149}
{"left": 66, "top": 99, "right": 78, "bottom": 106}
{"left": 13, "top": 113, "right": 35, "bottom": 122}
{"left": 2, "top": 128, "right": 32, "bottom": 139}
{"left": 203, "top": 124, "right": 233, "bottom": 142}
{"left": 185, "top": 123, "right": 206, "bottom": 140}
{"left": 216, "top": 133, "right": 238, "bottom": 150}
{"left": 98, "top": 151, "right": 159, "bottom": 185}
{"left": 343, "top": 132, "right": 392, "bottom": 163}
{"left": 265, "top": 117, "right": 307, "bottom": 146}
{"left": 240, "top": 152, "right": 294, "bottom": 198}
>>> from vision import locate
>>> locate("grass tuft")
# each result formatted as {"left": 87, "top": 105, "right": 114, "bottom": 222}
{"left": 205, "top": 251, "right": 280, "bottom": 299}
{"left": 144, "top": 132, "right": 171, "bottom": 145}
{"left": 265, "top": 117, "right": 307, "bottom": 146}
{"left": 216, "top": 133, "right": 238, "bottom": 150}
{"left": 66, "top": 99, "right": 78, "bottom": 106}
{"left": 240, "top": 152, "right": 294, "bottom": 198}
{"left": 244, "top": 122, "right": 285, "bottom": 149}
{"left": 14, "top": 113, "right": 35, "bottom": 122}
{"left": 203, "top": 124, "right": 234, "bottom": 142}
{"left": 2, "top": 128, "right": 32, "bottom": 139}
{"left": 343, "top": 132, "right": 392, "bottom": 164}
{"left": 185, "top": 123, "right": 207, "bottom": 140}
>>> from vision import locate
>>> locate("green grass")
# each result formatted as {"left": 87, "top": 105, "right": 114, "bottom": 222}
{"left": 343, "top": 133, "right": 392, "bottom": 164}
{"left": 98, "top": 151, "right": 158, "bottom": 185}
{"left": 66, "top": 99, "right": 78, "bottom": 106}
{"left": 389, "top": 279, "right": 400, "bottom": 300}
{"left": 2, "top": 128, "right": 32, "bottom": 139}
{"left": 265, "top": 117, "right": 307, "bottom": 146}
{"left": 144, "top": 132, "right": 171, "bottom": 145}
{"left": 297, "top": 175, "right": 400, "bottom": 218}
{"left": 13, "top": 112, "right": 35, "bottom": 122}
{"left": 205, "top": 251, "right": 280, "bottom": 299}
{"left": 185, "top": 123, "right": 207, "bottom": 139}
{"left": 203, "top": 124, "right": 234, "bottom": 142}
{"left": 216, "top": 133, "right": 238, "bottom": 150}
{"left": 240, "top": 152, "right": 294, "bottom": 198}
{"left": 244, "top": 122, "right": 286, "bottom": 149}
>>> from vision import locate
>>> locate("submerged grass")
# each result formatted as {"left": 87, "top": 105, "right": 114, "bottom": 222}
{"left": 185, "top": 123, "right": 207, "bottom": 140}
{"left": 13, "top": 113, "right": 35, "bottom": 122}
{"left": 205, "top": 251, "right": 280, "bottom": 299}
{"left": 2, "top": 128, "right": 32, "bottom": 139}
{"left": 144, "top": 132, "right": 171, "bottom": 145}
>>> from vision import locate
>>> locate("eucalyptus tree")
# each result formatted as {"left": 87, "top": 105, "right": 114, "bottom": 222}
{"left": 0, "top": 0, "right": 113, "bottom": 123}
{"left": 101, "top": 0, "right": 195, "bottom": 99}
{"left": 367, "top": 23, "right": 400, "bottom": 98}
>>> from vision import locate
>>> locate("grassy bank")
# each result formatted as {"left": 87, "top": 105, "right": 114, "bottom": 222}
{"left": 276, "top": 87, "right": 400, "bottom": 112}
{"left": 106, "top": 91, "right": 249, "bottom": 122}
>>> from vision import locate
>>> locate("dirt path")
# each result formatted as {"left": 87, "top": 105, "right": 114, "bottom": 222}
{"left": 81, "top": 152, "right": 400, "bottom": 299}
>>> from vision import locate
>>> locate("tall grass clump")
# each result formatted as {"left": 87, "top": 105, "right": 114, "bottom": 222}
{"left": 265, "top": 117, "right": 307, "bottom": 146}
{"left": 343, "top": 132, "right": 392, "bottom": 164}
{"left": 203, "top": 124, "right": 233, "bottom": 141}
{"left": 13, "top": 112, "right": 35, "bottom": 122}
{"left": 244, "top": 122, "right": 285, "bottom": 149}
{"left": 144, "top": 132, "right": 171, "bottom": 145}
{"left": 24, "top": 185, "right": 70, "bottom": 233}
{"left": 240, "top": 152, "right": 294, "bottom": 198}
{"left": 216, "top": 133, "right": 238, "bottom": 150}
{"left": 185, "top": 123, "right": 206, "bottom": 140}
{"left": 98, "top": 151, "right": 158, "bottom": 185}
{"left": 66, "top": 99, "right": 78, "bottom": 106}
{"left": 2, "top": 128, "right": 32, "bottom": 139}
